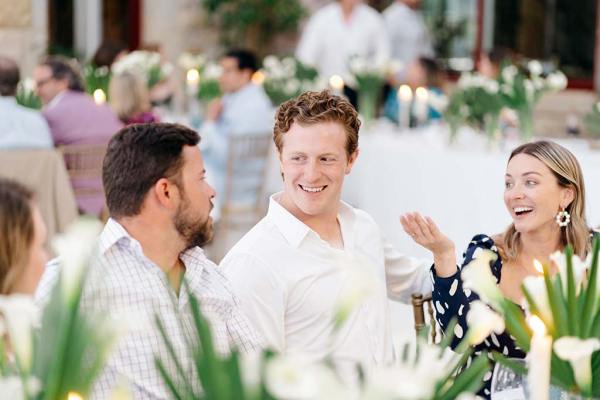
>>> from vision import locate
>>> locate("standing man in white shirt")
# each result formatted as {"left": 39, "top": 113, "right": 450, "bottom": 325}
{"left": 383, "top": 0, "right": 434, "bottom": 79}
{"left": 0, "top": 56, "right": 52, "bottom": 149}
{"left": 221, "top": 91, "right": 432, "bottom": 389}
{"left": 295, "top": 0, "right": 390, "bottom": 106}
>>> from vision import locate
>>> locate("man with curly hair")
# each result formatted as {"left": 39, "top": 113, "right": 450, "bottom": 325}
{"left": 221, "top": 90, "right": 431, "bottom": 389}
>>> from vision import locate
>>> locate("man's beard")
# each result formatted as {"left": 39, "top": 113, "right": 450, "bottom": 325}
{"left": 173, "top": 197, "right": 214, "bottom": 250}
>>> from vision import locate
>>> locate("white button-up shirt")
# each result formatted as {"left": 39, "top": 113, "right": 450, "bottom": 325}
{"left": 383, "top": 2, "right": 434, "bottom": 69}
{"left": 38, "top": 219, "right": 261, "bottom": 399}
{"left": 221, "top": 194, "right": 432, "bottom": 388}
{"left": 295, "top": 3, "right": 391, "bottom": 83}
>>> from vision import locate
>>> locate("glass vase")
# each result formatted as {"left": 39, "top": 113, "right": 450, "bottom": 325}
{"left": 358, "top": 88, "right": 379, "bottom": 124}
{"left": 518, "top": 109, "right": 534, "bottom": 142}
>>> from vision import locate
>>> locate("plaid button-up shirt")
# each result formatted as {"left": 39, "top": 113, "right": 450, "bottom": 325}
{"left": 39, "top": 219, "right": 261, "bottom": 399}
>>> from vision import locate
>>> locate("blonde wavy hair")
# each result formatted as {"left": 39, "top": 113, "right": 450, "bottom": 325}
{"left": 501, "top": 141, "right": 589, "bottom": 260}
{"left": 109, "top": 71, "right": 151, "bottom": 122}
{"left": 0, "top": 179, "right": 35, "bottom": 294}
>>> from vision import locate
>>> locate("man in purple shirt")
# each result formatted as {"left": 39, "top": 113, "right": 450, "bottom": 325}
{"left": 34, "top": 56, "right": 123, "bottom": 215}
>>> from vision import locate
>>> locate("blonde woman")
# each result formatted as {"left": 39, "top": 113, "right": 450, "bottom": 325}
{"left": 108, "top": 71, "right": 158, "bottom": 125}
{"left": 0, "top": 178, "right": 48, "bottom": 295}
{"left": 401, "top": 141, "right": 595, "bottom": 398}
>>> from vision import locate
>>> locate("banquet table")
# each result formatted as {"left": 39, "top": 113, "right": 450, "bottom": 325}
{"left": 264, "top": 121, "right": 600, "bottom": 339}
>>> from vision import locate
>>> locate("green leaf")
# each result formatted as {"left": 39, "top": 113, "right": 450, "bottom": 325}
{"left": 581, "top": 237, "right": 600, "bottom": 337}
{"left": 156, "top": 359, "right": 185, "bottom": 400}
{"left": 438, "top": 354, "right": 490, "bottom": 400}
{"left": 544, "top": 266, "right": 568, "bottom": 337}
{"left": 565, "top": 245, "right": 580, "bottom": 335}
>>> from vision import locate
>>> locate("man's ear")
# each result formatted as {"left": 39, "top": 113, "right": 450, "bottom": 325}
{"left": 345, "top": 149, "right": 359, "bottom": 175}
{"left": 153, "top": 178, "right": 179, "bottom": 209}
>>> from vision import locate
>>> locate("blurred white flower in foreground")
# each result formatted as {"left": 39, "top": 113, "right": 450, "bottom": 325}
{"left": 466, "top": 300, "right": 505, "bottom": 345}
{"left": 553, "top": 337, "right": 600, "bottom": 393}
{"left": 461, "top": 249, "right": 503, "bottom": 309}
{"left": 0, "top": 295, "right": 39, "bottom": 371}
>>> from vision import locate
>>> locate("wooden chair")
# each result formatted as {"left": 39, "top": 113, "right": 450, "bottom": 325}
{"left": 58, "top": 143, "right": 108, "bottom": 220}
{"left": 411, "top": 293, "right": 438, "bottom": 343}
{"left": 219, "top": 133, "right": 272, "bottom": 231}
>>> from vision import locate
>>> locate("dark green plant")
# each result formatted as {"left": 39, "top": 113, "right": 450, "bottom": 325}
{"left": 200, "top": 0, "right": 307, "bottom": 55}
{"left": 422, "top": 0, "right": 467, "bottom": 59}
{"left": 16, "top": 81, "right": 42, "bottom": 110}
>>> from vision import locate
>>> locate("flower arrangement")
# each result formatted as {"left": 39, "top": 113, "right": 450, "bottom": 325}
{"left": 348, "top": 56, "right": 389, "bottom": 123}
{"left": 497, "top": 60, "right": 568, "bottom": 140}
{"left": 259, "top": 55, "right": 321, "bottom": 106}
{"left": 584, "top": 102, "right": 600, "bottom": 138}
{"left": 0, "top": 218, "right": 118, "bottom": 400}
{"left": 15, "top": 79, "right": 41, "bottom": 110}
{"left": 178, "top": 52, "right": 222, "bottom": 102}
{"left": 463, "top": 237, "right": 600, "bottom": 398}
{"left": 445, "top": 60, "right": 568, "bottom": 142}
{"left": 444, "top": 73, "right": 503, "bottom": 140}
{"left": 82, "top": 64, "right": 111, "bottom": 98}
{"left": 112, "top": 50, "right": 173, "bottom": 89}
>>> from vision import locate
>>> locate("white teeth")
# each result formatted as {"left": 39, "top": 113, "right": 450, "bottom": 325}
{"left": 300, "top": 185, "right": 325, "bottom": 193}
{"left": 513, "top": 206, "right": 533, "bottom": 213}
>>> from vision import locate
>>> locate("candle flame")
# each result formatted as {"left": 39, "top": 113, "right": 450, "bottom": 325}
{"left": 329, "top": 75, "right": 344, "bottom": 90}
{"left": 415, "top": 86, "right": 428, "bottom": 101}
{"left": 533, "top": 259, "right": 544, "bottom": 275}
{"left": 186, "top": 69, "right": 200, "bottom": 84}
{"left": 67, "top": 392, "right": 83, "bottom": 400}
{"left": 397, "top": 84, "right": 412, "bottom": 101}
{"left": 528, "top": 315, "right": 546, "bottom": 335}
{"left": 251, "top": 70, "right": 265, "bottom": 85}
{"left": 93, "top": 89, "right": 106, "bottom": 105}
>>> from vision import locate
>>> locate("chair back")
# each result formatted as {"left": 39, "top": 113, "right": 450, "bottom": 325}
{"left": 220, "top": 133, "right": 272, "bottom": 228}
{"left": 58, "top": 143, "right": 109, "bottom": 220}
{"left": 411, "top": 293, "right": 438, "bottom": 343}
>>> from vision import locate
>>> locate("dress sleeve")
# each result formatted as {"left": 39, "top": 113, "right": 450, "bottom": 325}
{"left": 431, "top": 234, "right": 501, "bottom": 348}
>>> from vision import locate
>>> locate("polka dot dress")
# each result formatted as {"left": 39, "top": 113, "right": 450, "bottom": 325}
{"left": 430, "top": 234, "right": 526, "bottom": 399}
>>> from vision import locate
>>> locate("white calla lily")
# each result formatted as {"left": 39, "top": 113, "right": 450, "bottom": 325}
{"left": 466, "top": 300, "right": 505, "bottom": 345}
{"left": 0, "top": 295, "right": 39, "bottom": 372}
{"left": 52, "top": 217, "right": 103, "bottom": 300}
{"left": 553, "top": 337, "right": 600, "bottom": 393}
{"left": 549, "top": 250, "right": 590, "bottom": 295}
{"left": 461, "top": 250, "right": 504, "bottom": 310}
{"left": 522, "top": 275, "right": 554, "bottom": 327}
{"left": 363, "top": 363, "right": 438, "bottom": 400}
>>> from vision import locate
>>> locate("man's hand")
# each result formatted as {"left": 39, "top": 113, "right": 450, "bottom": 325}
{"left": 205, "top": 99, "right": 223, "bottom": 122}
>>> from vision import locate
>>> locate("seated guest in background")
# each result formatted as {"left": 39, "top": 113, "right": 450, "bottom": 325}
{"left": 384, "top": 56, "right": 446, "bottom": 124}
{"left": 478, "top": 47, "right": 512, "bottom": 80}
{"left": 33, "top": 55, "right": 123, "bottom": 146}
{"left": 201, "top": 49, "right": 273, "bottom": 197}
{"left": 401, "top": 141, "right": 595, "bottom": 398}
{"left": 0, "top": 177, "right": 48, "bottom": 295}
{"left": 221, "top": 91, "right": 431, "bottom": 390}
{"left": 0, "top": 56, "right": 52, "bottom": 149}
{"left": 34, "top": 56, "right": 123, "bottom": 216}
{"left": 39, "top": 123, "right": 259, "bottom": 398}
{"left": 109, "top": 71, "right": 159, "bottom": 125}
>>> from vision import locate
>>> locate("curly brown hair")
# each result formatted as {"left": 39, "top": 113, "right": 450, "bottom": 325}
{"left": 273, "top": 90, "right": 361, "bottom": 157}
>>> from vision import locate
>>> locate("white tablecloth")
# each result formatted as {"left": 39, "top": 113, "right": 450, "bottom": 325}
{"left": 264, "top": 122, "right": 600, "bottom": 339}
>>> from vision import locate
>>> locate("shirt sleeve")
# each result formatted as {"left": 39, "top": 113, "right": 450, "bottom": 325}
{"left": 431, "top": 234, "right": 501, "bottom": 348}
{"left": 221, "top": 252, "right": 286, "bottom": 352}
{"left": 384, "top": 238, "right": 433, "bottom": 304}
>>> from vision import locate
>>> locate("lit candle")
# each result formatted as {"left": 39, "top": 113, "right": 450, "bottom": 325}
{"left": 533, "top": 259, "right": 544, "bottom": 275}
{"left": 527, "top": 315, "right": 552, "bottom": 400}
{"left": 251, "top": 70, "right": 265, "bottom": 85}
{"left": 329, "top": 75, "right": 345, "bottom": 97}
{"left": 397, "top": 84, "right": 412, "bottom": 130}
{"left": 67, "top": 392, "right": 83, "bottom": 400}
{"left": 93, "top": 88, "right": 106, "bottom": 105}
{"left": 413, "top": 87, "right": 429, "bottom": 126}
{"left": 186, "top": 68, "right": 200, "bottom": 96}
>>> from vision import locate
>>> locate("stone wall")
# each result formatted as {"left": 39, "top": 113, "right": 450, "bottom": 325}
{"left": 0, "top": 0, "right": 48, "bottom": 76}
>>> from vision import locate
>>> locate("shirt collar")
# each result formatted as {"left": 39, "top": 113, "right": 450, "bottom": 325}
{"left": 266, "top": 192, "right": 357, "bottom": 250}
{"left": 99, "top": 218, "right": 207, "bottom": 273}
